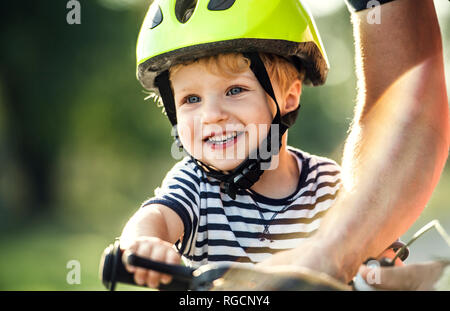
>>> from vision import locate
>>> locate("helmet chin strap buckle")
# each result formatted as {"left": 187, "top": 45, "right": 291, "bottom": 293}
{"left": 222, "top": 182, "right": 238, "bottom": 200}
{"left": 221, "top": 161, "right": 263, "bottom": 200}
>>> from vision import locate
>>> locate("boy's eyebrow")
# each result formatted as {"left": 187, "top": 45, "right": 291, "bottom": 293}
{"left": 175, "top": 74, "right": 257, "bottom": 94}
{"left": 217, "top": 74, "right": 260, "bottom": 87}
{"left": 232, "top": 75, "right": 257, "bottom": 83}
{"left": 175, "top": 85, "right": 201, "bottom": 95}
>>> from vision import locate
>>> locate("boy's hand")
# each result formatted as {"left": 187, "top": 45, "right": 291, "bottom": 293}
{"left": 122, "top": 236, "right": 181, "bottom": 288}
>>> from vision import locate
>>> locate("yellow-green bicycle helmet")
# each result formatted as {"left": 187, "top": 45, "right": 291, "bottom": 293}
{"left": 137, "top": 0, "right": 329, "bottom": 91}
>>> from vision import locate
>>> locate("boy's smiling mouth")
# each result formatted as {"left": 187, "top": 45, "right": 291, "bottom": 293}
{"left": 204, "top": 131, "right": 245, "bottom": 150}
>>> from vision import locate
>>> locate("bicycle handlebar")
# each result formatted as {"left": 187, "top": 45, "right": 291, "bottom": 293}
{"left": 125, "top": 252, "right": 195, "bottom": 281}
{"left": 99, "top": 239, "right": 351, "bottom": 291}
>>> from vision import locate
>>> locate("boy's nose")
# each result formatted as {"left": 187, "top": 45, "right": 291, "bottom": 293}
{"left": 200, "top": 98, "right": 228, "bottom": 125}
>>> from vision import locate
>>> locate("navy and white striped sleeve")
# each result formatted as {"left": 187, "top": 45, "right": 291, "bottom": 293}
{"left": 141, "top": 157, "right": 200, "bottom": 255}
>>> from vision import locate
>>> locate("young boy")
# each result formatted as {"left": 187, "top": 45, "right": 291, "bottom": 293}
{"left": 120, "top": 0, "right": 406, "bottom": 288}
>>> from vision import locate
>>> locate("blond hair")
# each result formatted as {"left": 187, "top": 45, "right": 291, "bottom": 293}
{"left": 169, "top": 52, "right": 304, "bottom": 96}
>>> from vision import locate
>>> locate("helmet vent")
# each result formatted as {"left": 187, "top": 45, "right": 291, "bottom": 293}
{"left": 175, "top": 0, "right": 197, "bottom": 24}
{"left": 149, "top": 4, "right": 163, "bottom": 29}
{"left": 207, "top": 0, "right": 236, "bottom": 11}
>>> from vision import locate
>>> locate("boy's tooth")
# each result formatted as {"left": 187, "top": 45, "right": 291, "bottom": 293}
{"left": 208, "top": 132, "right": 238, "bottom": 143}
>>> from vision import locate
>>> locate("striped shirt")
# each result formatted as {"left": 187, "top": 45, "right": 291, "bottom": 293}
{"left": 142, "top": 146, "right": 342, "bottom": 268}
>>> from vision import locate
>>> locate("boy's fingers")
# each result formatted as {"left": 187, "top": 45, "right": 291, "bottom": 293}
{"left": 134, "top": 243, "right": 153, "bottom": 286}
{"left": 122, "top": 244, "right": 138, "bottom": 273}
{"left": 146, "top": 245, "right": 168, "bottom": 288}
{"left": 122, "top": 250, "right": 136, "bottom": 273}
{"left": 160, "top": 249, "right": 181, "bottom": 284}
{"left": 166, "top": 248, "right": 181, "bottom": 265}
{"left": 119, "top": 238, "right": 182, "bottom": 288}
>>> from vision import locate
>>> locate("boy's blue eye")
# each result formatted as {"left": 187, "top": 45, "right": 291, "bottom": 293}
{"left": 227, "top": 87, "right": 243, "bottom": 96}
{"left": 186, "top": 95, "right": 201, "bottom": 104}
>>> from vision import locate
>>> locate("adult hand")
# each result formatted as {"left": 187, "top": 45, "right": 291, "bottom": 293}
{"left": 256, "top": 237, "right": 348, "bottom": 282}
{"left": 358, "top": 261, "right": 449, "bottom": 291}
{"left": 256, "top": 238, "right": 404, "bottom": 284}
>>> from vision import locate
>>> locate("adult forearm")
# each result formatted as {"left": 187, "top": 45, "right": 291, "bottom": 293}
{"left": 352, "top": 0, "right": 444, "bottom": 110}
{"left": 314, "top": 0, "right": 449, "bottom": 281}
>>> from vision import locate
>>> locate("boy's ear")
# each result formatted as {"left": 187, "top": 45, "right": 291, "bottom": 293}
{"left": 283, "top": 79, "right": 303, "bottom": 114}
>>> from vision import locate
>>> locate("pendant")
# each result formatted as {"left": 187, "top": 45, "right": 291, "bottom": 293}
{"left": 260, "top": 227, "right": 274, "bottom": 243}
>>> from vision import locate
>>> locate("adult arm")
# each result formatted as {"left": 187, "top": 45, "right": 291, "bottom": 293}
{"left": 258, "top": 0, "right": 449, "bottom": 283}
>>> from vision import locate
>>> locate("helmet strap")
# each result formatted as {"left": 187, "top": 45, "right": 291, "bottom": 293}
{"left": 154, "top": 70, "right": 178, "bottom": 126}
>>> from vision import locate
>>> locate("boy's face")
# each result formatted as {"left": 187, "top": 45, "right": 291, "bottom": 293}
{"left": 171, "top": 62, "right": 278, "bottom": 172}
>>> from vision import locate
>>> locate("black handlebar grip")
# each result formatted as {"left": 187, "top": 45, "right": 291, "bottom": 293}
{"left": 125, "top": 253, "right": 195, "bottom": 282}
{"left": 99, "top": 240, "right": 130, "bottom": 290}
{"left": 99, "top": 239, "right": 193, "bottom": 291}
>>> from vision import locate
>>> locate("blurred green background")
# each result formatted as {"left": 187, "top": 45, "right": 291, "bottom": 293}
{"left": 0, "top": 0, "right": 449, "bottom": 290}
